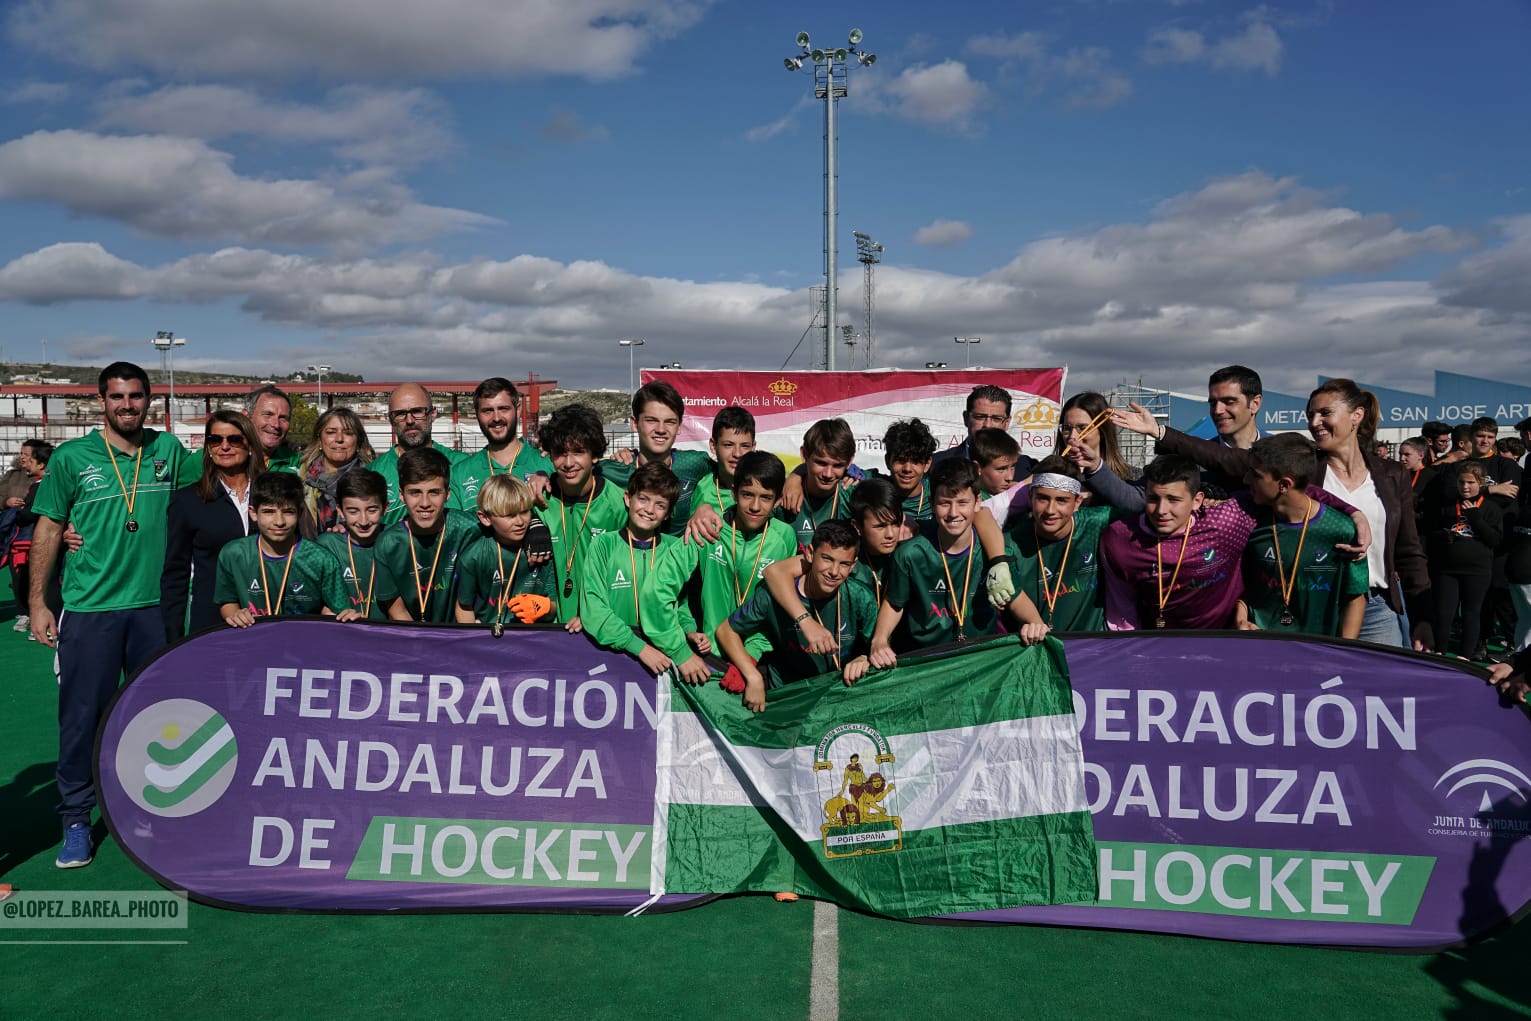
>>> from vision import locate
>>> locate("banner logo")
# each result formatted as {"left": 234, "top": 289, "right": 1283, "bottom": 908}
{"left": 768, "top": 377, "right": 799, "bottom": 399}
{"left": 814, "top": 723, "right": 903, "bottom": 859}
{"left": 1434, "top": 758, "right": 1531, "bottom": 812}
{"left": 115, "top": 699, "right": 238, "bottom": 818}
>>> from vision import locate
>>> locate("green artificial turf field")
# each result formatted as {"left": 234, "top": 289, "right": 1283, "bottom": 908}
{"left": 2, "top": 573, "right": 1529, "bottom": 1020}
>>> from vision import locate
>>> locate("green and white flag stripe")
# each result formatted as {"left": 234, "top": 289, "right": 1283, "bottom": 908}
{"left": 654, "top": 637, "right": 1099, "bottom": 918}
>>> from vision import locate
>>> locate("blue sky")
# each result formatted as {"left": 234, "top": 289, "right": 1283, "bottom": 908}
{"left": 0, "top": 0, "right": 1527, "bottom": 397}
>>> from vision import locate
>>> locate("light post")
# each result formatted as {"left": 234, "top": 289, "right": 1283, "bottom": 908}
{"left": 784, "top": 29, "right": 876, "bottom": 372}
{"left": 149, "top": 330, "right": 186, "bottom": 425}
{"left": 925, "top": 361, "right": 947, "bottom": 369}
{"left": 854, "top": 230, "right": 883, "bottom": 367}
{"left": 307, "top": 364, "right": 331, "bottom": 406}
{"left": 954, "top": 336, "right": 981, "bottom": 368}
{"left": 618, "top": 339, "right": 645, "bottom": 392}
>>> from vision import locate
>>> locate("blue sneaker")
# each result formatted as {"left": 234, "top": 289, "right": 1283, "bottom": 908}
{"left": 56, "top": 823, "right": 93, "bottom": 869}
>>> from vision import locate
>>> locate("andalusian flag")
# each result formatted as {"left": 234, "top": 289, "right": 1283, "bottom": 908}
{"left": 653, "top": 636, "right": 1097, "bottom": 918}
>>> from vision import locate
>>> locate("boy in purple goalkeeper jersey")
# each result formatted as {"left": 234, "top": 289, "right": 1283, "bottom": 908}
{"left": 1098, "top": 455, "right": 1371, "bottom": 630}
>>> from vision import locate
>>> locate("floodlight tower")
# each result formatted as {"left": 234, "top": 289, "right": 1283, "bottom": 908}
{"left": 784, "top": 29, "right": 876, "bottom": 372}
{"left": 149, "top": 330, "right": 186, "bottom": 425}
{"left": 854, "top": 230, "right": 883, "bottom": 368}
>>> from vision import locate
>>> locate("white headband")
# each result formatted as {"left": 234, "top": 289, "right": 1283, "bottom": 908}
{"left": 1032, "top": 472, "right": 1083, "bottom": 495}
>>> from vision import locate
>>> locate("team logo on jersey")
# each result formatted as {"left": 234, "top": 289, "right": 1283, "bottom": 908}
{"left": 248, "top": 579, "right": 262, "bottom": 592}
{"left": 1314, "top": 550, "right": 1330, "bottom": 563}
{"left": 933, "top": 579, "right": 947, "bottom": 592}
{"left": 153, "top": 458, "right": 168, "bottom": 480}
{"left": 1202, "top": 547, "right": 1217, "bottom": 563}
{"left": 612, "top": 569, "right": 631, "bottom": 589}
{"left": 343, "top": 567, "right": 356, "bottom": 581}
{"left": 462, "top": 475, "right": 481, "bottom": 493}
{"left": 79, "top": 464, "right": 108, "bottom": 491}
{"left": 814, "top": 723, "right": 902, "bottom": 859}
{"left": 1263, "top": 547, "right": 1277, "bottom": 562}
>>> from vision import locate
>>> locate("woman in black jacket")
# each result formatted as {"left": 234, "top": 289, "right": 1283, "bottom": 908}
{"left": 1430, "top": 461, "right": 1503, "bottom": 660}
{"left": 161, "top": 411, "right": 266, "bottom": 642}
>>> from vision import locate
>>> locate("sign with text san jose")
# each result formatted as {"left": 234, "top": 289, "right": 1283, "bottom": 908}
{"left": 99, "top": 622, "right": 1531, "bottom": 948}
{"left": 953, "top": 634, "right": 1531, "bottom": 948}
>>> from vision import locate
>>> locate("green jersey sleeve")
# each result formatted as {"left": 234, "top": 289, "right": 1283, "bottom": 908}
{"left": 639, "top": 539, "right": 703, "bottom": 661}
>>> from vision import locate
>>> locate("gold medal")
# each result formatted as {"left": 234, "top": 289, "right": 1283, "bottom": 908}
{"left": 125, "top": 520, "right": 139, "bottom": 533}
{"left": 1279, "top": 609, "right": 1295, "bottom": 626}
{"left": 1155, "top": 615, "right": 1166, "bottom": 629}
{"left": 491, "top": 622, "right": 505, "bottom": 638}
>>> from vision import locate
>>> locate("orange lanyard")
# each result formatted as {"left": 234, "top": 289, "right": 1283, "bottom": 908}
{"left": 625, "top": 530, "right": 657, "bottom": 627}
{"left": 346, "top": 536, "right": 375, "bottom": 615}
{"left": 1154, "top": 526, "right": 1194, "bottom": 627}
{"left": 258, "top": 542, "right": 296, "bottom": 616}
{"left": 558, "top": 483, "right": 598, "bottom": 593}
{"left": 409, "top": 526, "right": 447, "bottom": 617}
{"left": 1036, "top": 520, "right": 1076, "bottom": 622}
{"left": 494, "top": 543, "right": 524, "bottom": 627}
{"left": 939, "top": 529, "right": 976, "bottom": 639}
{"left": 1271, "top": 497, "right": 1312, "bottom": 621}
{"left": 103, "top": 433, "right": 144, "bottom": 529}
{"left": 730, "top": 518, "right": 769, "bottom": 605}
{"left": 487, "top": 441, "right": 522, "bottom": 479}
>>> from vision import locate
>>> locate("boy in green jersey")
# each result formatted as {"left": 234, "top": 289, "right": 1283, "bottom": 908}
{"left": 998, "top": 456, "right": 1123, "bottom": 634}
{"left": 971, "top": 428, "right": 1022, "bottom": 500}
{"left": 1235, "top": 434, "right": 1368, "bottom": 638}
{"left": 643, "top": 451, "right": 800, "bottom": 684}
{"left": 580, "top": 463, "right": 700, "bottom": 673}
{"left": 777, "top": 418, "right": 857, "bottom": 552}
{"left": 719, "top": 520, "right": 879, "bottom": 712}
{"left": 314, "top": 469, "right": 390, "bottom": 620}
{"left": 372, "top": 383, "right": 467, "bottom": 525}
{"left": 691, "top": 406, "right": 757, "bottom": 523}
{"left": 878, "top": 418, "right": 937, "bottom": 524}
{"left": 374, "top": 448, "right": 481, "bottom": 623}
{"left": 214, "top": 473, "right": 352, "bottom": 626}
{"left": 449, "top": 377, "right": 554, "bottom": 512}
{"left": 599, "top": 381, "right": 713, "bottom": 536}
{"left": 455, "top": 474, "right": 559, "bottom": 628}
{"left": 870, "top": 460, "right": 1046, "bottom": 665}
{"left": 538, "top": 404, "right": 628, "bottom": 626}
{"left": 761, "top": 476, "right": 906, "bottom": 653}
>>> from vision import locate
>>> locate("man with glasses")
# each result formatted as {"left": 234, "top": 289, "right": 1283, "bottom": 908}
{"left": 932, "top": 385, "right": 1032, "bottom": 478}
{"left": 372, "top": 384, "right": 467, "bottom": 525}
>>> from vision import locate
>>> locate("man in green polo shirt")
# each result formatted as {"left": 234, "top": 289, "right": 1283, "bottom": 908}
{"left": 372, "top": 382, "right": 467, "bottom": 525}
{"left": 448, "top": 376, "right": 553, "bottom": 512}
{"left": 179, "top": 384, "right": 300, "bottom": 481}
{"left": 29, "top": 361, "right": 190, "bottom": 869}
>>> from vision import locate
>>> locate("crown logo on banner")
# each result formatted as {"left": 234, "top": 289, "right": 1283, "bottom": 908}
{"left": 768, "top": 377, "right": 799, "bottom": 398}
{"left": 1016, "top": 399, "right": 1060, "bottom": 429}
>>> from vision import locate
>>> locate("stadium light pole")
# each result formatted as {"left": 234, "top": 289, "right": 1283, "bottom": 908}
{"left": 619, "top": 339, "right": 645, "bottom": 392}
{"left": 784, "top": 29, "right": 876, "bottom": 372}
{"left": 149, "top": 330, "right": 186, "bottom": 425}
{"left": 307, "top": 363, "right": 332, "bottom": 406}
{"left": 955, "top": 336, "right": 981, "bottom": 368}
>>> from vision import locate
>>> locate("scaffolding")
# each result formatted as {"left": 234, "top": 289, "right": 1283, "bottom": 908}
{"left": 1107, "top": 380, "right": 1172, "bottom": 471}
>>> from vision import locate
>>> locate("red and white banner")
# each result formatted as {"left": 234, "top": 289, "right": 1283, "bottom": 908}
{"left": 639, "top": 368, "right": 1067, "bottom": 463}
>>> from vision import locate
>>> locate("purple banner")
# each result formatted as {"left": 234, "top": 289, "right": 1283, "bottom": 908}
{"left": 949, "top": 633, "right": 1531, "bottom": 949}
{"left": 97, "top": 619, "right": 704, "bottom": 913}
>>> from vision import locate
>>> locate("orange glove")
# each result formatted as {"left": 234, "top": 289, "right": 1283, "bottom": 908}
{"left": 506, "top": 594, "right": 552, "bottom": 624}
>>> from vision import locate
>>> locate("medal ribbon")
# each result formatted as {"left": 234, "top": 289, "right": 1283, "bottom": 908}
{"left": 495, "top": 543, "right": 524, "bottom": 628}
{"left": 103, "top": 433, "right": 144, "bottom": 526}
{"left": 625, "top": 529, "right": 657, "bottom": 627}
{"left": 939, "top": 528, "right": 976, "bottom": 635}
{"left": 1036, "top": 518, "right": 1076, "bottom": 622}
{"left": 258, "top": 542, "right": 297, "bottom": 617}
{"left": 346, "top": 536, "right": 376, "bottom": 615}
{"left": 1155, "top": 525, "right": 1194, "bottom": 625}
{"left": 1271, "top": 496, "right": 1313, "bottom": 623}
{"left": 409, "top": 525, "right": 448, "bottom": 617}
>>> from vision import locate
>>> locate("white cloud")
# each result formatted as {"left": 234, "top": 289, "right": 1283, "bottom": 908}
{"left": 879, "top": 61, "right": 988, "bottom": 132}
{"left": 7, "top": 0, "right": 704, "bottom": 81}
{"left": 1143, "top": 16, "right": 1284, "bottom": 76}
{"left": 95, "top": 85, "right": 455, "bottom": 167}
{"left": 0, "top": 171, "right": 1501, "bottom": 394}
{"left": 965, "top": 32, "right": 1132, "bottom": 111}
{"left": 745, "top": 96, "right": 811, "bottom": 143}
{"left": 913, "top": 219, "right": 974, "bottom": 247}
{"left": 0, "top": 129, "right": 495, "bottom": 245}
{"left": 4, "top": 80, "right": 71, "bottom": 104}
{"left": 1212, "top": 21, "right": 1283, "bottom": 75}
{"left": 1436, "top": 214, "right": 1531, "bottom": 315}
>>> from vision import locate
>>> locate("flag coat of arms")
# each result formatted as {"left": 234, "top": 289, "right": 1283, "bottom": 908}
{"left": 654, "top": 636, "right": 1098, "bottom": 918}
